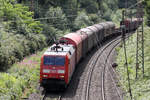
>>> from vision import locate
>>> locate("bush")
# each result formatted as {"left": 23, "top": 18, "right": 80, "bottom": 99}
{"left": 0, "top": 30, "right": 46, "bottom": 70}
{"left": 0, "top": 73, "right": 26, "bottom": 100}
{"left": 111, "top": 10, "right": 122, "bottom": 26}
{"left": 0, "top": 0, "right": 42, "bottom": 35}
{"left": 88, "top": 14, "right": 102, "bottom": 24}
{"left": 0, "top": 53, "right": 41, "bottom": 100}
{"left": 0, "top": 49, "right": 45, "bottom": 100}
{"left": 101, "top": 2, "right": 112, "bottom": 21}
{"left": 0, "top": 0, "right": 47, "bottom": 70}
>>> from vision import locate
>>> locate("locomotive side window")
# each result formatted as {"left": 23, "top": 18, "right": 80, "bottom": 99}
{"left": 44, "top": 56, "right": 55, "bottom": 65}
{"left": 55, "top": 57, "right": 65, "bottom": 66}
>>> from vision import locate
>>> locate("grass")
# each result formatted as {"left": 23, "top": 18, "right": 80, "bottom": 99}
{"left": 0, "top": 48, "right": 47, "bottom": 100}
{"left": 116, "top": 26, "right": 150, "bottom": 100}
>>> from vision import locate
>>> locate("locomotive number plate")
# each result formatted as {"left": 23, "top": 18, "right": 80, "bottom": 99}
{"left": 51, "top": 70, "right": 56, "bottom": 73}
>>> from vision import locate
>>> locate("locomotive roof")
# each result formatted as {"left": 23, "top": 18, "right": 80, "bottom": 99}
{"left": 44, "top": 44, "right": 74, "bottom": 56}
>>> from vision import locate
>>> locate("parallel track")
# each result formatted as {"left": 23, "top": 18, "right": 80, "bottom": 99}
{"left": 84, "top": 36, "right": 122, "bottom": 100}
{"left": 101, "top": 37, "right": 123, "bottom": 100}
{"left": 84, "top": 33, "right": 132, "bottom": 100}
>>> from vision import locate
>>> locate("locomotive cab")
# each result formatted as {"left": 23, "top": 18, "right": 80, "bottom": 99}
{"left": 40, "top": 44, "right": 75, "bottom": 89}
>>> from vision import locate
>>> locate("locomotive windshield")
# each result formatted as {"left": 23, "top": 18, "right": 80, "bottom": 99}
{"left": 44, "top": 56, "right": 65, "bottom": 66}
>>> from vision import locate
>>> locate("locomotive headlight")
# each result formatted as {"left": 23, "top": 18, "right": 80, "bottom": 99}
{"left": 58, "top": 70, "right": 65, "bottom": 74}
{"left": 43, "top": 69, "right": 50, "bottom": 73}
{"left": 43, "top": 75, "right": 48, "bottom": 77}
{"left": 60, "top": 76, "right": 64, "bottom": 78}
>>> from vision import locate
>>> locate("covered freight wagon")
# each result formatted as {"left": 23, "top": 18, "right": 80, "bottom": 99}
{"left": 87, "top": 26, "right": 99, "bottom": 46}
{"left": 93, "top": 24, "right": 104, "bottom": 42}
{"left": 76, "top": 30, "right": 88, "bottom": 58}
{"left": 79, "top": 28, "right": 94, "bottom": 51}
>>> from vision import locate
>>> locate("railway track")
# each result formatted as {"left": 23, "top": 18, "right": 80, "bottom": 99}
{"left": 41, "top": 90, "right": 62, "bottom": 100}
{"left": 101, "top": 38, "right": 124, "bottom": 100}
{"left": 84, "top": 33, "right": 132, "bottom": 100}
{"left": 42, "top": 94, "right": 62, "bottom": 100}
{"left": 84, "top": 36, "right": 121, "bottom": 100}
{"left": 41, "top": 33, "right": 133, "bottom": 100}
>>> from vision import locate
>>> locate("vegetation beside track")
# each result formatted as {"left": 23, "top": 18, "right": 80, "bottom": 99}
{"left": 0, "top": 0, "right": 47, "bottom": 70}
{"left": 1, "top": 0, "right": 148, "bottom": 99}
{"left": 116, "top": 26, "right": 150, "bottom": 100}
{"left": 0, "top": 0, "right": 121, "bottom": 99}
{"left": 0, "top": 48, "right": 46, "bottom": 100}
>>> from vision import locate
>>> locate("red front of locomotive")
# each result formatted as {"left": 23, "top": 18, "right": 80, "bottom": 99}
{"left": 40, "top": 44, "right": 76, "bottom": 89}
{"left": 40, "top": 54, "right": 70, "bottom": 88}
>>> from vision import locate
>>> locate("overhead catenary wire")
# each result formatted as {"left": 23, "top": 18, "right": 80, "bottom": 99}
{"left": 123, "top": 0, "right": 144, "bottom": 18}
{"left": 1, "top": 14, "right": 78, "bottom": 24}
{"left": 1, "top": 0, "right": 116, "bottom": 24}
{"left": 34, "top": 15, "right": 77, "bottom": 20}
{"left": 126, "top": 0, "right": 144, "bottom": 10}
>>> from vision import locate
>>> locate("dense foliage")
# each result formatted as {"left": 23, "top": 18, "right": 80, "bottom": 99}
{"left": 0, "top": 50, "right": 45, "bottom": 100}
{"left": 145, "top": 0, "right": 150, "bottom": 26}
{"left": 19, "top": 0, "right": 120, "bottom": 29}
{"left": 0, "top": 0, "right": 46, "bottom": 70}
{"left": 2, "top": 0, "right": 150, "bottom": 99}
{"left": 118, "top": 0, "right": 137, "bottom": 8}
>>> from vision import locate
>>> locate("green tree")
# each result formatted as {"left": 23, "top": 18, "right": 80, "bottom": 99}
{"left": 0, "top": 0, "right": 42, "bottom": 34}
{"left": 45, "top": 7, "right": 68, "bottom": 30}
{"left": 0, "top": 0, "right": 46, "bottom": 69}
{"left": 80, "top": 0, "right": 99, "bottom": 13}
{"left": 118, "top": 0, "right": 137, "bottom": 8}
{"left": 74, "top": 11, "right": 92, "bottom": 30}
{"left": 145, "top": 0, "right": 150, "bottom": 26}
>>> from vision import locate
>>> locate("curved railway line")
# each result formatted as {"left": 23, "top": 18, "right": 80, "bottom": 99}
{"left": 83, "top": 33, "right": 132, "bottom": 100}
{"left": 40, "top": 32, "right": 133, "bottom": 100}
{"left": 101, "top": 37, "right": 123, "bottom": 100}
{"left": 83, "top": 36, "right": 122, "bottom": 100}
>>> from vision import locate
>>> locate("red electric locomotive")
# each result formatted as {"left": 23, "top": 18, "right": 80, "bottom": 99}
{"left": 40, "top": 43, "right": 76, "bottom": 89}
{"left": 40, "top": 33, "right": 82, "bottom": 89}
{"left": 120, "top": 18, "right": 141, "bottom": 32}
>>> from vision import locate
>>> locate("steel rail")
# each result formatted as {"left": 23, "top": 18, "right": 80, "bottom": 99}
{"left": 101, "top": 38, "right": 123, "bottom": 100}
{"left": 41, "top": 91, "right": 62, "bottom": 100}
{"left": 85, "top": 32, "right": 133, "bottom": 100}
{"left": 101, "top": 33, "right": 133, "bottom": 100}
{"left": 85, "top": 35, "right": 122, "bottom": 100}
